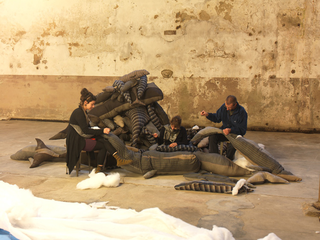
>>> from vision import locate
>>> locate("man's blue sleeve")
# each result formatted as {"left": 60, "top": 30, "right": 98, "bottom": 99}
{"left": 206, "top": 105, "right": 223, "bottom": 123}
{"left": 230, "top": 109, "right": 248, "bottom": 136}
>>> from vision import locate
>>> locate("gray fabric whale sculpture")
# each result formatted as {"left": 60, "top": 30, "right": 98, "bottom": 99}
{"left": 70, "top": 124, "right": 251, "bottom": 178}
{"left": 29, "top": 138, "right": 65, "bottom": 168}
{"left": 70, "top": 124, "right": 200, "bottom": 176}
{"left": 190, "top": 127, "right": 302, "bottom": 182}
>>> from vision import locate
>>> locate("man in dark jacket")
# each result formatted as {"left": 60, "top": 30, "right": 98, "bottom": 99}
{"left": 201, "top": 95, "right": 247, "bottom": 160}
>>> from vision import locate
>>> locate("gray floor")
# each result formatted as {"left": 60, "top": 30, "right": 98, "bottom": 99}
{"left": 1, "top": 120, "right": 320, "bottom": 240}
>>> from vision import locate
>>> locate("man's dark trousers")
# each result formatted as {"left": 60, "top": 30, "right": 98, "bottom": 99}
{"left": 208, "top": 134, "right": 236, "bottom": 160}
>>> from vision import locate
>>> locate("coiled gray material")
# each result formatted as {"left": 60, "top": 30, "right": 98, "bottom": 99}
{"left": 175, "top": 181, "right": 234, "bottom": 193}
{"left": 88, "top": 82, "right": 163, "bottom": 120}
{"left": 225, "top": 134, "right": 286, "bottom": 175}
{"left": 113, "top": 80, "right": 132, "bottom": 103}
{"left": 153, "top": 102, "right": 169, "bottom": 125}
{"left": 112, "top": 80, "right": 124, "bottom": 91}
{"left": 126, "top": 106, "right": 150, "bottom": 147}
{"left": 137, "top": 75, "right": 148, "bottom": 99}
{"left": 147, "top": 103, "right": 162, "bottom": 130}
{"left": 122, "top": 92, "right": 132, "bottom": 104}
{"left": 141, "top": 126, "right": 157, "bottom": 145}
{"left": 174, "top": 180, "right": 254, "bottom": 194}
{"left": 156, "top": 144, "right": 198, "bottom": 152}
{"left": 183, "top": 171, "right": 256, "bottom": 188}
{"left": 121, "top": 79, "right": 138, "bottom": 93}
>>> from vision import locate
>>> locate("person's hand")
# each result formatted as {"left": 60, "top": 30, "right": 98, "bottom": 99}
{"left": 169, "top": 142, "right": 177, "bottom": 148}
{"left": 103, "top": 128, "right": 111, "bottom": 134}
{"left": 153, "top": 133, "right": 158, "bottom": 138}
{"left": 223, "top": 128, "right": 231, "bottom": 135}
{"left": 200, "top": 110, "right": 209, "bottom": 117}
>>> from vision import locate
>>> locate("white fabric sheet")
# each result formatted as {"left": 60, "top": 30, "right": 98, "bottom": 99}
{"left": 0, "top": 180, "right": 280, "bottom": 240}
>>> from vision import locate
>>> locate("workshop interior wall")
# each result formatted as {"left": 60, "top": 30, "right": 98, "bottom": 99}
{"left": 0, "top": 0, "right": 319, "bottom": 132}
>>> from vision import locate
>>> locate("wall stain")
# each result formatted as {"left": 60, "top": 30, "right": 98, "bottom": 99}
{"left": 15, "top": 31, "right": 26, "bottom": 38}
{"left": 28, "top": 39, "right": 46, "bottom": 65}
{"left": 68, "top": 42, "right": 80, "bottom": 47}
{"left": 68, "top": 42, "right": 81, "bottom": 56}
{"left": 215, "top": 1, "right": 233, "bottom": 22}
{"left": 204, "top": 79, "right": 220, "bottom": 92}
{"left": 41, "top": 22, "right": 57, "bottom": 38}
{"left": 178, "top": 83, "right": 190, "bottom": 118}
{"left": 278, "top": 12, "right": 302, "bottom": 29}
{"left": 199, "top": 10, "right": 211, "bottom": 21}
{"left": 277, "top": 8, "right": 305, "bottom": 37}
{"left": 1, "top": 30, "right": 27, "bottom": 50}
{"left": 195, "top": 39, "right": 235, "bottom": 59}
{"left": 261, "top": 52, "right": 276, "bottom": 72}
{"left": 176, "top": 12, "right": 197, "bottom": 23}
{"left": 33, "top": 54, "right": 42, "bottom": 65}
{"left": 83, "top": 27, "right": 89, "bottom": 35}
{"left": 54, "top": 30, "right": 65, "bottom": 37}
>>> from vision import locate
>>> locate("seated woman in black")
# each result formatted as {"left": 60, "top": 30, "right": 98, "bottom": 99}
{"left": 66, "top": 88, "right": 131, "bottom": 174}
{"left": 153, "top": 115, "right": 188, "bottom": 148}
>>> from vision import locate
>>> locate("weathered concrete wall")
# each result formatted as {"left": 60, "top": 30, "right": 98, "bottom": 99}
{"left": 0, "top": 0, "right": 319, "bottom": 131}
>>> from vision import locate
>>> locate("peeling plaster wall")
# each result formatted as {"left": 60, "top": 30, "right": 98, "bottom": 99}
{"left": 0, "top": 0, "right": 319, "bottom": 131}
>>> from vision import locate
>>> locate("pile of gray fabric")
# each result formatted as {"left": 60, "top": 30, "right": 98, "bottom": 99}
{"left": 49, "top": 70, "right": 170, "bottom": 150}
{"left": 87, "top": 69, "right": 169, "bottom": 149}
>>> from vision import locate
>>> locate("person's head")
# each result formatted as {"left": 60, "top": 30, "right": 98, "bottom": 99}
{"left": 225, "top": 95, "right": 238, "bottom": 111}
{"left": 80, "top": 88, "right": 96, "bottom": 111}
{"left": 170, "top": 115, "right": 182, "bottom": 130}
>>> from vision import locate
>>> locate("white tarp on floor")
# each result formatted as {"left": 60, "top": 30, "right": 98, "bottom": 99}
{"left": 0, "top": 180, "right": 280, "bottom": 240}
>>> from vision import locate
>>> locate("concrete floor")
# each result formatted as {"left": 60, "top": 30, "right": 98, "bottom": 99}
{"left": 1, "top": 120, "right": 320, "bottom": 240}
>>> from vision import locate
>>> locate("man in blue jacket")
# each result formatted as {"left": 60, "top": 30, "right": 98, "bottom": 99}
{"left": 200, "top": 95, "right": 248, "bottom": 160}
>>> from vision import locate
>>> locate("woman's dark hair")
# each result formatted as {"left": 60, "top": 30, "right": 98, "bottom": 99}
{"left": 170, "top": 115, "right": 181, "bottom": 129}
{"left": 80, "top": 88, "right": 96, "bottom": 106}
